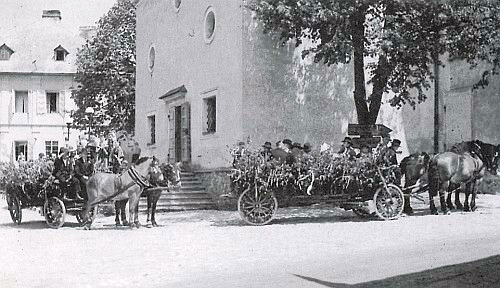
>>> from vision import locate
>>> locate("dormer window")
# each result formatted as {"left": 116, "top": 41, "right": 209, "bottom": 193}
{"left": 54, "top": 45, "right": 69, "bottom": 61}
{"left": 0, "top": 44, "right": 14, "bottom": 61}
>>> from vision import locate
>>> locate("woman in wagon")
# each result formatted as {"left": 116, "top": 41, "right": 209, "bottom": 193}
{"left": 52, "top": 147, "right": 83, "bottom": 201}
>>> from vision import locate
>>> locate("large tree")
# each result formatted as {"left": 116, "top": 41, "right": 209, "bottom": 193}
{"left": 72, "top": 0, "right": 136, "bottom": 134}
{"left": 250, "top": 0, "right": 500, "bottom": 125}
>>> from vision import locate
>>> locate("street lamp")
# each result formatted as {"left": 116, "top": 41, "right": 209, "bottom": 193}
{"left": 85, "top": 107, "right": 95, "bottom": 136}
{"left": 65, "top": 122, "right": 71, "bottom": 141}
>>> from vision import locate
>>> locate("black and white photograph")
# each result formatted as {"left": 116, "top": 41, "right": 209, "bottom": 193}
{"left": 1, "top": 0, "right": 500, "bottom": 287}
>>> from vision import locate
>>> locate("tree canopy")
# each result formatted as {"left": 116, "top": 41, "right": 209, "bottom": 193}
{"left": 250, "top": 0, "right": 500, "bottom": 125}
{"left": 71, "top": 0, "right": 136, "bottom": 134}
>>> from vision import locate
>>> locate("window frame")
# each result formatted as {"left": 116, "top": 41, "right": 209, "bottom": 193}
{"left": 147, "top": 114, "right": 156, "bottom": 145}
{"left": 203, "top": 7, "right": 216, "bottom": 44}
{"left": 45, "top": 141, "right": 59, "bottom": 158}
{"left": 202, "top": 94, "right": 217, "bottom": 135}
{"left": 14, "top": 90, "right": 28, "bottom": 114}
{"left": 46, "top": 92, "right": 59, "bottom": 113}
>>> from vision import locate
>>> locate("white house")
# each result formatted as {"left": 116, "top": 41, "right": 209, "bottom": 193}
{"left": 0, "top": 2, "right": 116, "bottom": 162}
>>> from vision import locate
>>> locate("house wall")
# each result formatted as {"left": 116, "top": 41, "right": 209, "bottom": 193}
{"left": 0, "top": 74, "right": 78, "bottom": 162}
{"left": 136, "top": 0, "right": 244, "bottom": 169}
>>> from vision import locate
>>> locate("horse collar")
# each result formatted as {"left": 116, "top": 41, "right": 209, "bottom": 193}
{"left": 128, "top": 166, "right": 151, "bottom": 188}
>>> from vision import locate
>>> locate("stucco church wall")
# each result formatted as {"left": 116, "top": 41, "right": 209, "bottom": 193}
{"left": 136, "top": 0, "right": 244, "bottom": 168}
{"left": 241, "top": 9, "right": 357, "bottom": 153}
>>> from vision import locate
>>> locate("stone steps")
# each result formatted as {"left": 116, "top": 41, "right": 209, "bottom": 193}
{"left": 138, "top": 172, "right": 216, "bottom": 211}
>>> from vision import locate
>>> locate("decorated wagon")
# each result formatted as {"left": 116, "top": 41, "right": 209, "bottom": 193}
{"left": 230, "top": 148, "right": 404, "bottom": 225}
{"left": 2, "top": 161, "right": 94, "bottom": 228}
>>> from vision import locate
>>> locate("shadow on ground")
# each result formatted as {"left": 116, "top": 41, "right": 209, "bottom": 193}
{"left": 293, "top": 254, "right": 500, "bottom": 288}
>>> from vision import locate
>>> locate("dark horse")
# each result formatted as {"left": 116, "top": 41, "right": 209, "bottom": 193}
{"left": 427, "top": 140, "right": 499, "bottom": 215}
{"left": 400, "top": 152, "right": 431, "bottom": 214}
{"left": 143, "top": 161, "right": 181, "bottom": 227}
{"left": 82, "top": 156, "right": 156, "bottom": 229}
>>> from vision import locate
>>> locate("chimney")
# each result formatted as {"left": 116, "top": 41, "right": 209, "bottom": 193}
{"left": 42, "top": 10, "right": 61, "bottom": 21}
{"left": 79, "top": 26, "right": 97, "bottom": 40}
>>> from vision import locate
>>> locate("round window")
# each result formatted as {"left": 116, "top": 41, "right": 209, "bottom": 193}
{"left": 204, "top": 7, "right": 216, "bottom": 43}
{"left": 148, "top": 45, "right": 155, "bottom": 72}
{"left": 173, "top": 0, "right": 181, "bottom": 11}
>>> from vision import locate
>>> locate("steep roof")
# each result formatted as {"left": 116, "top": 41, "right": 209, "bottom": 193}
{"left": 0, "top": 17, "right": 84, "bottom": 73}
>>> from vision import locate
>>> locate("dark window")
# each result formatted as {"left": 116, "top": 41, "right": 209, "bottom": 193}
{"left": 45, "top": 141, "right": 58, "bottom": 158}
{"left": 15, "top": 142, "right": 28, "bottom": 161}
{"left": 148, "top": 115, "right": 156, "bottom": 144}
{"left": 204, "top": 96, "right": 216, "bottom": 134}
{"left": 55, "top": 50, "right": 65, "bottom": 61}
{"left": 0, "top": 48, "right": 11, "bottom": 60}
{"left": 46, "top": 92, "right": 58, "bottom": 113}
{"left": 15, "top": 91, "right": 28, "bottom": 113}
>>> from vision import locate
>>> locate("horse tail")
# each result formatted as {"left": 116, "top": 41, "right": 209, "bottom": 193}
{"left": 428, "top": 156, "right": 440, "bottom": 198}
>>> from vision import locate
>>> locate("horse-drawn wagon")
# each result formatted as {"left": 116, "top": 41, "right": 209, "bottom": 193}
{"left": 231, "top": 150, "right": 405, "bottom": 225}
{"left": 6, "top": 177, "right": 94, "bottom": 228}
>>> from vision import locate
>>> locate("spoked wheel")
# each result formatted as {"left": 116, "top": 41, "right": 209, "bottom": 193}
{"left": 8, "top": 195, "right": 22, "bottom": 224}
{"left": 238, "top": 186, "right": 278, "bottom": 226}
{"left": 44, "top": 197, "right": 66, "bottom": 229}
{"left": 352, "top": 208, "right": 376, "bottom": 218}
{"left": 373, "top": 184, "right": 404, "bottom": 220}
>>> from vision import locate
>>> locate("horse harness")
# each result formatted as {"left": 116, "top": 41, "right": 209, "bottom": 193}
{"left": 114, "top": 166, "right": 152, "bottom": 194}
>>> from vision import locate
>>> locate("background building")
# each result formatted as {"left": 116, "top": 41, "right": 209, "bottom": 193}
{"left": 135, "top": 0, "right": 500, "bottom": 170}
{"left": 0, "top": 0, "right": 116, "bottom": 162}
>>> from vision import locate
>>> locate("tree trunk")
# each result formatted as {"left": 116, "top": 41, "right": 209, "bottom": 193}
{"left": 351, "top": 5, "right": 370, "bottom": 125}
{"left": 368, "top": 55, "right": 390, "bottom": 124}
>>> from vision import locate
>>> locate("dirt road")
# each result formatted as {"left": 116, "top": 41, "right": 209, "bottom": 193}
{"left": 1, "top": 194, "right": 500, "bottom": 288}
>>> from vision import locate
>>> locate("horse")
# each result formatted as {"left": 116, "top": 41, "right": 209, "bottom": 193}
{"left": 399, "top": 152, "right": 431, "bottom": 214}
{"left": 443, "top": 140, "right": 499, "bottom": 211}
{"left": 82, "top": 156, "right": 156, "bottom": 229}
{"left": 143, "top": 162, "right": 181, "bottom": 227}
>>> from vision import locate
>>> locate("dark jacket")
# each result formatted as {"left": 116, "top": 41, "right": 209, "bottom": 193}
{"left": 52, "top": 157, "right": 71, "bottom": 181}
{"left": 74, "top": 157, "right": 94, "bottom": 179}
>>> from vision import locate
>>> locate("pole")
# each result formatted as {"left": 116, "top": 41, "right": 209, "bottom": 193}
{"left": 434, "top": 61, "right": 439, "bottom": 154}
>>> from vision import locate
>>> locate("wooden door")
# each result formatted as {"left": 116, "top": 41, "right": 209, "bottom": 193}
{"left": 168, "top": 106, "right": 176, "bottom": 163}
{"left": 180, "top": 102, "right": 191, "bottom": 163}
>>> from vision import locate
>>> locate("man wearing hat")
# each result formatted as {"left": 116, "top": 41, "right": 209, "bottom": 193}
{"left": 383, "top": 139, "right": 401, "bottom": 166}
{"left": 282, "top": 139, "right": 296, "bottom": 164}
{"left": 74, "top": 148, "right": 94, "bottom": 199}
{"left": 338, "top": 137, "right": 357, "bottom": 159}
{"left": 261, "top": 141, "right": 274, "bottom": 162}
{"left": 53, "top": 147, "right": 83, "bottom": 201}
{"left": 383, "top": 139, "right": 402, "bottom": 187}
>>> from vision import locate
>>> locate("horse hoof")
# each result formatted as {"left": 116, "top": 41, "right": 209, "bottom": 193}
{"left": 122, "top": 221, "right": 129, "bottom": 226}
{"left": 431, "top": 209, "right": 438, "bottom": 215}
{"left": 152, "top": 222, "right": 159, "bottom": 227}
{"left": 146, "top": 223, "right": 152, "bottom": 228}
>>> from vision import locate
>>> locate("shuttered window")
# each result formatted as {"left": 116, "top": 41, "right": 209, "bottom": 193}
{"left": 46, "top": 92, "right": 58, "bottom": 113}
{"left": 15, "top": 91, "right": 28, "bottom": 113}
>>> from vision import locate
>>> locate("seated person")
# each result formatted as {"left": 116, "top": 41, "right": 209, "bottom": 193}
{"left": 74, "top": 148, "right": 94, "bottom": 197}
{"left": 53, "top": 147, "right": 83, "bottom": 201}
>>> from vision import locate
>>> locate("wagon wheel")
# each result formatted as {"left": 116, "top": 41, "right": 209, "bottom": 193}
{"left": 238, "top": 185, "right": 278, "bottom": 226}
{"left": 44, "top": 197, "right": 66, "bottom": 229}
{"left": 8, "top": 195, "right": 22, "bottom": 225}
{"left": 373, "top": 184, "right": 404, "bottom": 220}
